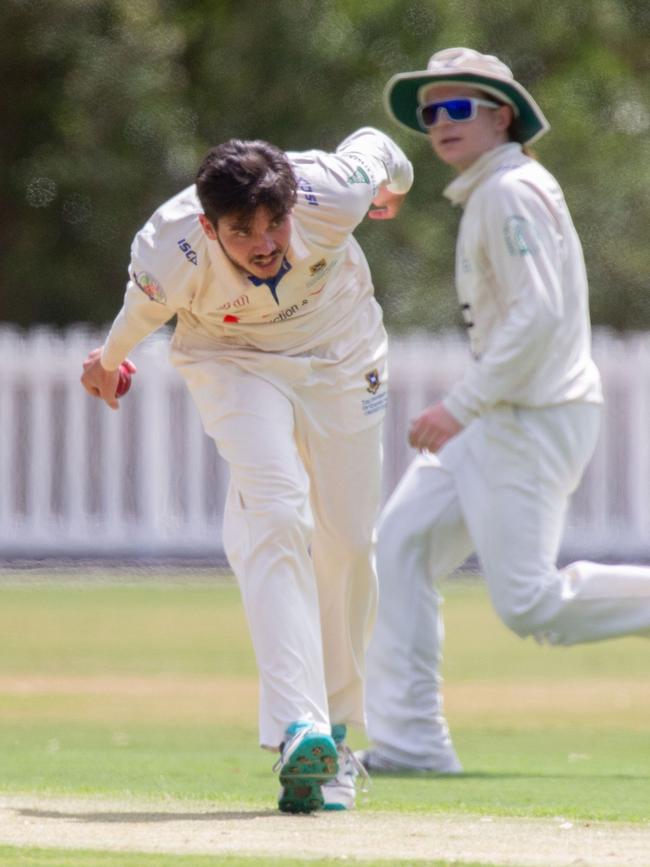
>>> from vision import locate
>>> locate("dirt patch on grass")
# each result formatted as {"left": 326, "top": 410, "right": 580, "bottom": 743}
{"left": 0, "top": 793, "right": 648, "bottom": 865}
{"left": 0, "top": 675, "right": 258, "bottom": 723}
{"left": 446, "top": 679, "right": 650, "bottom": 729}
{"left": 1, "top": 675, "right": 649, "bottom": 727}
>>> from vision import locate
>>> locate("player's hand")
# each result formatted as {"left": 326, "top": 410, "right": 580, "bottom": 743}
{"left": 367, "top": 188, "right": 407, "bottom": 220}
{"left": 409, "top": 402, "right": 463, "bottom": 452}
{"left": 81, "top": 347, "right": 135, "bottom": 411}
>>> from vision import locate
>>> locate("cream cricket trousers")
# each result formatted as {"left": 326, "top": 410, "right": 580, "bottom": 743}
{"left": 366, "top": 402, "right": 650, "bottom": 768}
{"left": 172, "top": 303, "right": 387, "bottom": 748}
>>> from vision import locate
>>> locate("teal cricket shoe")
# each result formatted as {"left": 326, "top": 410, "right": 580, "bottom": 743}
{"left": 275, "top": 721, "right": 338, "bottom": 814}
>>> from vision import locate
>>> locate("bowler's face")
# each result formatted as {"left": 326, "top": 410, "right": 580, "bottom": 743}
{"left": 200, "top": 207, "right": 292, "bottom": 279}
{"left": 421, "top": 84, "right": 512, "bottom": 172}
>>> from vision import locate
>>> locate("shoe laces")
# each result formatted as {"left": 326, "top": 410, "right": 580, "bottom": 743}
{"left": 336, "top": 742, "right": 371, "bottom": 798}
{"left": 272, "top": 722, "right": 315, "bottom": 773}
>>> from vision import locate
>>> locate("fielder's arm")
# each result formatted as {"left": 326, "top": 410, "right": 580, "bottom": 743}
{"left": 367, "top": 186, "right": 408, "bottom": 220}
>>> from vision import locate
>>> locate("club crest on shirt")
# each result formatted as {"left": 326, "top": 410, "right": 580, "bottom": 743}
{"left": 346, "top": 156, "right": 377, "bottom": 195}
{"left": 309, "top": 258, "right": 327, "bottom": 276}
{"left": 503, "top": 215, "right": 539, "bottom": 256}
{"left": 365, "top": 368, "right": 381, "bottom": 394}
{"left": 135, "top": 271, "right": 166, "bottom": 303}
{"left": 348, "top": 166, "right": 370, "bottom": 185}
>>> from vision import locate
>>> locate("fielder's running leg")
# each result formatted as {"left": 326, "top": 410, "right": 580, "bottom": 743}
{"left": 456, "top": 403, "right": 650, "bottom": 644}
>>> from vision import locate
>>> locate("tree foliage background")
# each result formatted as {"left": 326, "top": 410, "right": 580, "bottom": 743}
{"left": 2, "top": 0, "right": 649, "bottom": 332}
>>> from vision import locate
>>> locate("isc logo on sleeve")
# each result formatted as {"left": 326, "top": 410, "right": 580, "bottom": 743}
{"left": 297, "top": 177, "right": 319, "bottom": 206}
{"left": 177, "top": 238, "right": 198, "bottom": 265}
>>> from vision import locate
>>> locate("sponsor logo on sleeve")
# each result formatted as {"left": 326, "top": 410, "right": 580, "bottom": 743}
{"left": 134, "top": 271, "right": 167, "bottom": 303}
{"left": 297, "top": 176, "right": 319, "bottom": 206}
{"left": 177, "top": 238, "right": 198, "bottom": 265}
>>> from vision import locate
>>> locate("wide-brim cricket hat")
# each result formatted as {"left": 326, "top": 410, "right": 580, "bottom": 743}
{"left": 385, "top": 47, "right": 550, "bottom": 145}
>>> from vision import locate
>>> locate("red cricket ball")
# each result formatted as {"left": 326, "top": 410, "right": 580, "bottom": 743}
{"left": 115, "top": 363, "right": 132, "bottom": 398}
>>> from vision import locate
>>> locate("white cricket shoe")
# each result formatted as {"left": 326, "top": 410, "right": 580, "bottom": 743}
{"left": 322, "top": 724, "right": 370, "bottom": 811}
{"left": 355, "top": 746, "right": 463, "bottom": 775}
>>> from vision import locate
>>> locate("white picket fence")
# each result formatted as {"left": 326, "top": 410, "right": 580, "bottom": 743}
{"left": 1, "top": 324, "right": 650, "bottom": 562}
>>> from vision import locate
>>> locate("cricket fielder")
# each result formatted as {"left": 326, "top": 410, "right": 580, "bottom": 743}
{"left": 359, "top": 48, "right": 650, "bottom": 774}
{"left": 81, "top": 127, "right": 413, "bottom": 812}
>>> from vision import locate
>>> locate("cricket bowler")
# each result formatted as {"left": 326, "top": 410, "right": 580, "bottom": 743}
{"left": 81, "top": 127, "right": 413, "bottom": 811}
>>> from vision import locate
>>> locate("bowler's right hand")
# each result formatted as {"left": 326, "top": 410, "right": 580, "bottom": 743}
{"left": 81, "top": 347, "right": 133, "bottom": 410}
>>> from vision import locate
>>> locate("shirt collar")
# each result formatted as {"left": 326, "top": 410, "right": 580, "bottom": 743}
{"left": 443, "top": 142, "right": 525, "bottom": 207}
{"left": 246, "top": 256, "right": 292, "bottom": 305}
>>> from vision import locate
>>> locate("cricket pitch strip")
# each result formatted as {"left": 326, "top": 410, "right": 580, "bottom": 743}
{"left": 0, "top": 794, "right": 649, "bottom": 865}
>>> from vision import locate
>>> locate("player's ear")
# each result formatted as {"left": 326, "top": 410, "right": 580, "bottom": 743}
{"left": 494, "top": 104, "right": 513, "bottom": 134}
{"left": 199, "top": 214, "right": 218, "bottom": 240}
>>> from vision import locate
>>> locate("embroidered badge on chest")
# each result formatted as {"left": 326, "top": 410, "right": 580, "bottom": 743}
{"left": 365, "top": 369, "right": 381, "bottom": 394}
{"left": 309, "top": 258, "right": 327, "bottom": 276}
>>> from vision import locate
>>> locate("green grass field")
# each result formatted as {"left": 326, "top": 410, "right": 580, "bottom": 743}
{"left": 0, "top": 572, "right": 648, "bottom": 866}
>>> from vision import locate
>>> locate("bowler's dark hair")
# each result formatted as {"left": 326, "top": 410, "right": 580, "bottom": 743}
{"left": 196, "top": 139, "right": 297, "bottom": 226}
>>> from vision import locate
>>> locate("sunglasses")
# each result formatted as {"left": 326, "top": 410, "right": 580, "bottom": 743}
{"left": 417, "top": 97, "right": 501, "bottom": 130}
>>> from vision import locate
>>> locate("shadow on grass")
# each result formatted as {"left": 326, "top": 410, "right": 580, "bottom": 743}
{"left": 369, "top": 771, "right": 649, "bottom": 781}
{"left": 16, "top": 808, "right": 296, "bottom": 823}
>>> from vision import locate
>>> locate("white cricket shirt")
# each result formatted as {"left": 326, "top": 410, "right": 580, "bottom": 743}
{"left": 101, "top": 128, "right": 413, "bottom": 369}
{"left": 441, "top": 143, "right": 603, "bottom": 426}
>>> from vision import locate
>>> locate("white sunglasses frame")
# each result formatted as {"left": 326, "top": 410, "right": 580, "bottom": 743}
{"left": 416, "top": 97, "right": 501, "bottom": 130}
